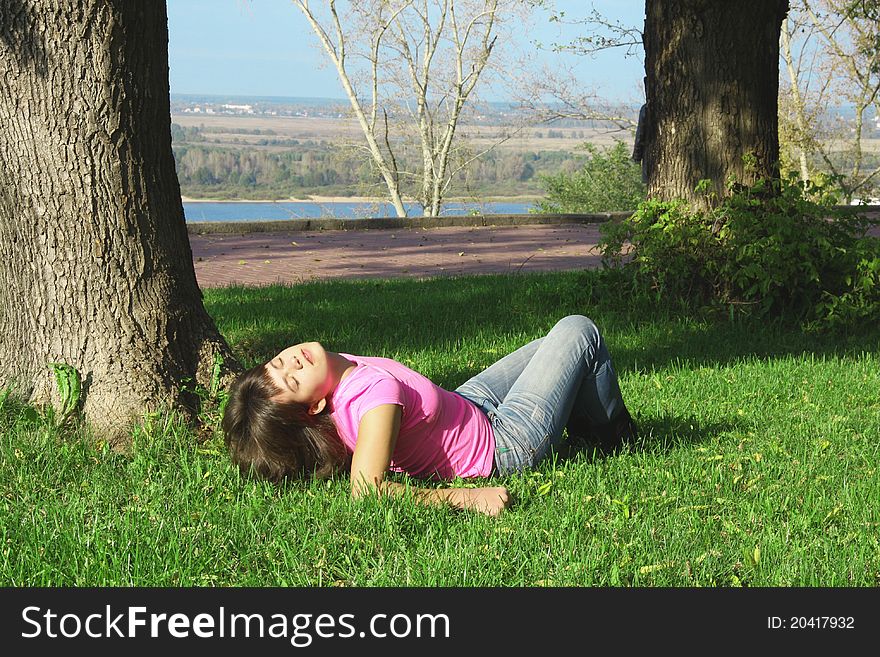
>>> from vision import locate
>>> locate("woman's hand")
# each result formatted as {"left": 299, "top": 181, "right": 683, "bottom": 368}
{"left": 453, "top": 486, "right": 511, "bottom": 517}
{"left": 374, "top": 481, "right": 512, "bottom": 516}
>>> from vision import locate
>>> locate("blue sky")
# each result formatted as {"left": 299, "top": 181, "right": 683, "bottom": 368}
{"left": 167, "top": 0, "right": 646, "bottom": 102}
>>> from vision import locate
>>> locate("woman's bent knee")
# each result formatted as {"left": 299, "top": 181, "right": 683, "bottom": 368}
{"left": 552, "top": 315, "right": 600, "bottom": 341}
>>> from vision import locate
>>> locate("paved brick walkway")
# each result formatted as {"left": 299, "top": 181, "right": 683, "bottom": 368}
{"left": 189, "top": 213, "right": 880, "bottom": 288}
{"left": 190, "top": 223, "right": 607, "bottom": 287}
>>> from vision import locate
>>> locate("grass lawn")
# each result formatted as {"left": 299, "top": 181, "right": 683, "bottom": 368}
{"left": 1, "top": 270, "right": 878, "bottom": 586}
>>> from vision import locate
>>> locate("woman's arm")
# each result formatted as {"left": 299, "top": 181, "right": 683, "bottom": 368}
{"left": 350, "top": 404, "right": 511, "bottom": 517}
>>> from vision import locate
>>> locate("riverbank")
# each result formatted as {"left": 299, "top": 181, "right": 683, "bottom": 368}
{"left": 182, "top": 195, "right": 379, "bottom": 203}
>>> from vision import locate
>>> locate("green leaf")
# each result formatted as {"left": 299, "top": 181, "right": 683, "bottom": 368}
{"left": 209, "top": 352, "right": 224, "bottom": 398}
{"left": 48, "top": 362, "right": 81, "bottom": 424}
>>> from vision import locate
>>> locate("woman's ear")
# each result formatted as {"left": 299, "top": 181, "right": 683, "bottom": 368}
{"left": 308, "top": 398, "right": 327, "bottom": 415}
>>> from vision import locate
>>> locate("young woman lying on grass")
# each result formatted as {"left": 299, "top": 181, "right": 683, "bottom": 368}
{"left": 222, "top": 315, "right": 637, "bottom": 517}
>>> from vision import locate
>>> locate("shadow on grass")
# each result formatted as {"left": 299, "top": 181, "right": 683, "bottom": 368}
{"left": 205, "top": 271, "right": 880, "bottom": 375}
{"left": 551, "top": 414, "right": 740, "bottom": 467}
{"left": 502, "top": 414, "right": 743, "bottom": 513}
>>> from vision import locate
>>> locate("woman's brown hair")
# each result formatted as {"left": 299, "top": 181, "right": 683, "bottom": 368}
{"left": 221, "top": 362, "right": 347, "bottom": 482}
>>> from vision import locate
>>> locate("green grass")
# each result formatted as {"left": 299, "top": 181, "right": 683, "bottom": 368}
{"left": 2, "top": 271, "right": 879, "bottom": 586}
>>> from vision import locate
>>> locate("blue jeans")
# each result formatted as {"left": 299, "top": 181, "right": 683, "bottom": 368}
{"left": 455, "top": 315, "right": 627, "bottom": 475}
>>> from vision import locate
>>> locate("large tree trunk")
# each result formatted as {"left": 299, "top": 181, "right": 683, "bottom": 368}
{"left": 0, "top": 0, "right": 240, "bottom": 444}
{"left": 642, "top": 0, "right": 790, "bottom": 207}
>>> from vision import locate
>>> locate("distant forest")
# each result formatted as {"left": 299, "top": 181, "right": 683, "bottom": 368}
{"left": 169, "top": 94, "right": 880, "bottom": 202}
{"left": 171, "top": 123, "right": 594, "bottom": 200}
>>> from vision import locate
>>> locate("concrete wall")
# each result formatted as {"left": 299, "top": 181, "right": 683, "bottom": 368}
{"left": 186, "top": 212, "right": 634, "bottom": 235}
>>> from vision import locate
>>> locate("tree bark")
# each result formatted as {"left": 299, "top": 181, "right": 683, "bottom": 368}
{"left": 642, "top": 0, "right": 790, "bottom": 207}
{"left": 0, "top": 0, "right": 240, "bottom": 444}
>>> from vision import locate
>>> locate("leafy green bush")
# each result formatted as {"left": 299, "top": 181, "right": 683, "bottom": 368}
{"left": 534, "top": 141, "right": 645, "bottom": 213}
{"left": 599, "top": 176, "right": 880, "bottom": 328}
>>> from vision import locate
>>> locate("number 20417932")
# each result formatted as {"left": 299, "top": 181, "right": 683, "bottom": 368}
{"left": 768, "top": 616, "right": 855, "bottom": 629}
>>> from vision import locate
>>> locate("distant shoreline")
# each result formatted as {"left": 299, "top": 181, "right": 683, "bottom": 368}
{"left": 182, "top": 195, "right": 379, "bottom": 204}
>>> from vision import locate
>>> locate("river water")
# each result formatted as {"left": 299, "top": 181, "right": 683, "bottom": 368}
{"left": 183, "top": 200, "right": 534, "bottom": 222}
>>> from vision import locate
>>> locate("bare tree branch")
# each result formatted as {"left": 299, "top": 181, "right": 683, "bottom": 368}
{"left": 780, "top": 0, "right": 880, "bottom": 200}
{"left": 291, "top": 0, "right": 512, "bottom": 216}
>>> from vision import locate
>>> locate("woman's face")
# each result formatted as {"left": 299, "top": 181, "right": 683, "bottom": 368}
{"left": 264, "top": 342, "right": 332, "bottom": 408}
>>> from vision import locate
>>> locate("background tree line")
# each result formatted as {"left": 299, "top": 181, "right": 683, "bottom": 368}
{"left": 171, "top": 122, "right": 590, "bottom": 200}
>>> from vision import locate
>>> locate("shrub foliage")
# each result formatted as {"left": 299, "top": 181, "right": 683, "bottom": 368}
{"left": 534, "top": 141, "right": 646, "bottom": 214}
{"left": 599, "top": 176, "right": 880, "bottom": 328}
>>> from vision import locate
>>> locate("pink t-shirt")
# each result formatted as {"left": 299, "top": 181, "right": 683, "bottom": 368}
{"left": 330, "top": 354, "right": 495, "bottom": 479}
